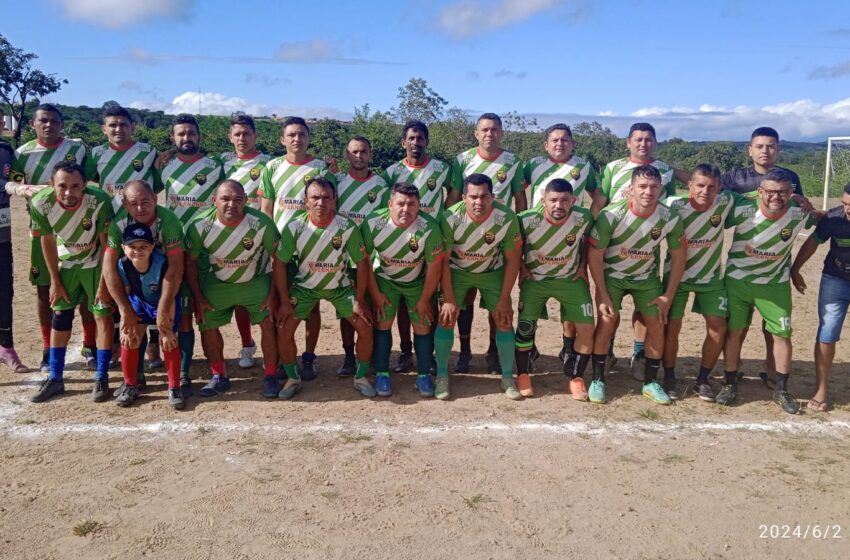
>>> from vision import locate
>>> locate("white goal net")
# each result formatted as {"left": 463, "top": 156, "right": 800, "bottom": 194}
{"left": 823, "top": 136, "right": 850, "bottom": 209}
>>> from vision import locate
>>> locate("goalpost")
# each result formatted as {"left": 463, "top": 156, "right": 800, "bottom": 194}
{"left": 823, "top": 136, "right": 850, "bottom": 210}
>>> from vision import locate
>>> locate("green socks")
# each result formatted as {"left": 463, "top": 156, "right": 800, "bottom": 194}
{"left": 434, "top": 326, "right": 454, "bottom": 377}
{"left": 496, "top": 330, "right": 515, "bottom": 379}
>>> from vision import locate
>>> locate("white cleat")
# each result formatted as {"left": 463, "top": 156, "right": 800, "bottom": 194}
{"left": 238, "top": 344, "right": 257, "bottom": 368}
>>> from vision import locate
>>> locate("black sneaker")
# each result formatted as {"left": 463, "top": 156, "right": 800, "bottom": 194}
{"left": 336, "top": 354, "right": 356, "bottom": 377}
{"left": 92, "top": 379, "right": 110, "bottom": 402}
{"left": 485, "top": 350, "right": 502, "bottom": 375}
{"left": 694, "top": 382, "right": 716, "bottom": 402}
{"left": 663, "top": 377, "right": 680, "bottom": 401}
{"left": 455, "top": 350, "right": 472, "bottom": 373}
{"left": 393, "top": 351, "right": 414, "bottom": 374}
{"left": 180, "top": 374, "right": 193, "bottom": 399}
{"left": 773, "top": 389, "right": 800, "bottom": 415}
{"left": 301, "top": 360, "right": 318, "bottom": 381}
{"left": 715, "top": 384, "right": 737, "bottom": 406}
{"left": 115, "top": 384, "right": 139, "bottom": 407}
{"left": 31, "top": 377, "right": 65, "bottom": 403}
{"left": 168, "top": 387, "right": 185, "bottom": 410}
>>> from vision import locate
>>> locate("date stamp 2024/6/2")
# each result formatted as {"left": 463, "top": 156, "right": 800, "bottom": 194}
{"left": 759, "top": 524, "right": 843, "bottom": 539}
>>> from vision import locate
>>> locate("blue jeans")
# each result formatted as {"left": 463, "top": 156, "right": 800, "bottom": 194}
{"left": 816, "top": 274, "right": 850, "bottom": 343}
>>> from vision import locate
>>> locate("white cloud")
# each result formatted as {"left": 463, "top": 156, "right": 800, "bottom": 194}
{"left": 438, "top": 0, "right": 563, "bottom": 38}
{"left": 52, "top": 0, "right": 194, "bottom": 29}
{"left": 128, "top": 91, "right": 351, "bottom": 120}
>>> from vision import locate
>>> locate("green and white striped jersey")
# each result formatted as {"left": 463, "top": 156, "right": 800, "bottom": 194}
{"left": 442, "top": 200, "right": 522, "bottom": 274}
{"left": 664, "top": 191, "right": 739, "bottom": 284}
{"left": 725, "top": 200, "right": 815, "bottom": 284}
{"left": 107, "top": 205, "right": 185, "bottom": 256}
{"left": 335, "top": 171, "right": 390, "bottom": 225}
{"left": 29, "top": 186, "right": 113, "bottom": 269}
{"left": 186, "top": 206, "right": 278, "bottom": 284}
{"left": 524, "top": 155, "right": 597, "bottom": 208}
{"left": 11, "top": 138, "right": 87, "bottom": 185}
{"left": 258, "top": 156, "right": 334, "bottom": 232}
{"left": 590, "top": 199, "right": 684, "bottom": 281}
{"left": 157, "top": 155, "right": 223, "bottom": 226}
{"left": 599, "top": 157, "right": 675, "bottom": 203}
{"left": 382, "top": 157, "right": 452, "bottom": 218}
{"left": 219, "top": 151, "right": 271, "bottom": 209}
{"left": 361, "top": 208, "right": 444, "bottom": 284}
{"left": 278, "top": 212, "right": 366, "bottom": 290}
{"left": 86, "top": 142, "right": 158, "bottom": 211}
{"left": 451, "top": 148, "right": 524, "bottom": 207}
{"left": 519, "top": 205, "right": 593, "bottom": 280}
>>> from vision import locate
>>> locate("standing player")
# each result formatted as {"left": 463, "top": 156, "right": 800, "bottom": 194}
{"left": 721, "top": 127, "right": 803, "bottom": 196}
{"left": 155, "top": 114, "right": 224, "bottom": 393}
{"left": 362, "top": 182, "right": 445, "bottom": 397}
{"left": 588, "top": 165, "right": 686, "bottom": 405}
{"left": 11, "top": 104, "right": 98, "bottom": 373}
{"left": 274, "top": 177, "right": 375, "bottom": 399}
{"left": 720, "top": 169, "right": 817, "bottom": 414}
{"left": 435, "top": 173, "right": 522, "bottom": 400}
{"left": 29, "top": 161, "right": 114, "bottom": 402}
{"left": 0, "top": 137, "right": 27, "bottom": 371}
{"left": 184, "top": 181, "right": 279, "bottom": 398}
{"left": 447, "top": 113, "right": 526, "bottom": 375}
{"left": 259, "top": 116, "right": 334, "bottom": 380}
{"left": 515, "top": 178, "right": 594, "bottom": 399}
{"left": 383, "top": 121, "right": 453, "bottom": 374}
{"left": 335, "top": 136, "right": 390, "bottom": 377}
{"left": 662, "top": 165, "right": 738, "bottom": 401}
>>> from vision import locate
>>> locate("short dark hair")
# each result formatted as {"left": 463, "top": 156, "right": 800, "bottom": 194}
{"left": 103, "top": 105, "right": 132, "bottom": 123}
{"left": 403, "top": 120, "right": 429, "bottom": 142}
{"left": 630, "top": 164, "right": 662, "bottom": 184}
{"left": 751, "top": 127, "right": 779, "bottom": 141}
{"left": 463, "top": 172, "right": 493, "bottom": 194}
{"left": 51, "top": 159, "right": 85, "bottom": 180}
{"left": 282, "top": 116, "right": 309, "bottom": 134}
{"left": 216, "top": 179, "right": 245, "bottom": 196}
{"left": 477, "top": 113, "right": 502, "bottom": 128}
{"left": 348, "top": 135, "right": 372, "bottom": 150}
{"left": 544, "top": 178, "right": 574, "bottom": 194}
{"left": 843, "top": 183, "right": 850, "bottom": 196}
{"left": 304, "top": 176, "right": 336, "bottom": 199}
{"left": 760, "top": 167, "right": 793, "bottom": 188}
{"left": 123, "top": 179, "right": 155, "bottom": 196}
{"left": 33, "top": 103, "right": 63, "bottom": 122}
{"left": 230, "top": 114, "right": 256, "bottom": 132}
{"left": 691, "top": 163, "right": 721, "bottom": 181}
{"left": 628, "top": 122, "right": 656, "bottom": 140}
{"left": 171, "top": 113, "right": 199, "bottom": 133}
{"left": 392, "top": 182, "right": 420, "bottom": 200}
{"left": 545, "top": 123, "right": 572, "bottom": 140}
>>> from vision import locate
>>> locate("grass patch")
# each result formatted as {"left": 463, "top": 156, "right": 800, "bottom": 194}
{"left": 17, "top": 418, "right": 36, "bottom": 425}
{"left": 197, "top": 426, "right": 213, "bottom": 436}
{"left": 129, "top": 458, "right": 148, "bottom": 466}
{"left": 638, "top": 409, "right": 659, "bottom": 421}
{"left": 659, "top": 454, "right": 692, "bottom": 465}
{"left": 73, "top": 520, "right": 102, "bottom": 537}
{"left": 463, "top": 494, "right": 494, "bottom": 510}
{"left": 338, "top": 432, "right": 372, "bottom": 444}
{"left": 291, "top": 435, "right": 332, "bottom": 451}
{"left": 390, "top": 441, "right": 411, "bottom": 451}
{"left": 320, "top": 490, "right": 340, "bottom": 499}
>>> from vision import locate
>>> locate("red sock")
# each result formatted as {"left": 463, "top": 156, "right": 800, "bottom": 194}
{"left": 164, "top": 347, "right": 181, "bottom": 388}
{"left": 234, "top": 308, "right": 254, "bottom": 348}
{"left": 121, "top": 346, "right": 139, "bottom": 385}
{"left": 264, "top": 363, "right": 277, "bottom": 377}
{"left": 82, "top": 321, "right": 96, "bottom": 348}
{"left": 40, "top": 325, "right": 51, "bottom": 349}
{"left": 209, "top": 361, "right": 226, "bottom": 377}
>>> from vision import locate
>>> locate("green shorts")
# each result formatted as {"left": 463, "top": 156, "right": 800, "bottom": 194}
{"left": 29, "top": 236, "right": 50, "bottom": 286}
{"left": 180, "top": 283, "right": 193, "bottom": 313}
{"left": 605, "top": 275, "right": 663, "bottom": 316}
{"left": 665, "top": 278, "right": 728, "bottom": 321}
{"left": 377, "top": 276, "right": 428, "bottom": 324}
{"left": 52, "top": 265, "right": 112, "bottom": 316}
{"left": 199, "top": 274, "right": 272, "bottom": 331}
{"left": 725, "top": 277, "right": 792, "bottom": 337}
{"left": 290, "top": 284, "right": 355, "bottom": 321}
{"left": 451, "top": 268, "right": 506, "bottom": 312}
{"left": 519, "top": 277, "right": 594, "bottom": 324}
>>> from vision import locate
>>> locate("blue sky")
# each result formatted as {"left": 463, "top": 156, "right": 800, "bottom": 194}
{"left": 4, "top": 0, "right": 850, "bottom": 140}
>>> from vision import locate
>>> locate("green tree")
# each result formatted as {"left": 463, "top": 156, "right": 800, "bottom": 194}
{"left": 428, "top": 107, "right": 473, "bottom": 163}
{"left": 309, "top": 118, "right": 349, "bottom": 162}
{"left": 572, "top": 121, "right": 621, "bottom": 169}
{"left": 349, "top": 104, "right": 402, "bottom": 171}
{"left": 392, "top": 78, "right": 448, "bottom": 124}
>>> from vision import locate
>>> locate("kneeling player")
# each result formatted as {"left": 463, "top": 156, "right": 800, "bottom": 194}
{"left": 113, "top": 224, "right": 183, "bottom": 408}
{"left": 515, "top": 179, "right": 594, "bottom": 399}
{"left": 275, "top": 177, "right": 375, "bottom": 399}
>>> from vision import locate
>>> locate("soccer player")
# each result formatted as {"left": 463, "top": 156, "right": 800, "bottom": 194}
{"left": 184, "top": 180, "right": 279, "bottom": 398}
{"left": 435, "top": 173, "right": 522, "bottom": 400}
{"left": 259, "top": 116, "right": 334, "bottom": 380}
{"left": 362, "top": 182, "right": 445, "bottom": 397}
{"left": 29, "top": 161, "right": 115, "bottom": 403}
{"left": 11, "top": 103, "right": 98, "bottom": 373}
{"left": 155, "top": 114, "right": 223, "bottom": 393}
{"left": 113, "top": 223, "right": 183, "bottom": 408}
{"left": 274, "top": 177, "right": 375, "bottom": 399}
{"left": 719, "top": 169, "right": 817, "bottom": 414}
{"left": 721, "top": 127, "right": 803, "bottom": 196}
{"left": 383, "top": 120, "right": 453, "bottom": 374}
{"left": 515, "top": 178, "right": 594, "bottom": 399}
{"left": 447, "top": 113, "right": 527, "bottom": 375}
{"left": 588, "top": 165, "right": 686, "bottom": 405}
{"left": 335, "top": 136, "right": 390, "bottom": 377}
{"left": 790, "top": 183, "right": 850, "bottom": 412}
{"left": 662, "top": 164, "right": 739, "bottom": 401}
{"left": 0, "top": 137, "right": 27, "bottom": 371}
{"left": 103, "top": 180, "right": 185, "bottom": 396}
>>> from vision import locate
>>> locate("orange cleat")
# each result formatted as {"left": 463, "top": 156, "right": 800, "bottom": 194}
{"left": 517, "top": 373, "right": 534, "bottom": 397}
{"left": 569, "top": 377, "right": 588, "bottom": 401}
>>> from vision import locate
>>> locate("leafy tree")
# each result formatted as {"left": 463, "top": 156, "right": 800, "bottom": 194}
{"left": 572, "top": 121, "right": 621, "bottom": 169}
{"left": 392, "top": 78, "right": 448, "bottom": 124}
{"left": 309, "top": 118, "right": 348, "bottom": 162}
{"left": 428, "top": 107, "right": 473, "bottom": 163}
{"left": 349, "top": 104, "right": 402, "bottom": 171}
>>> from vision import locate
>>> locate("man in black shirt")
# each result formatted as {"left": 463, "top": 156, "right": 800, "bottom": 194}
{"left": 721, "top": 127, "right": 803, "bottom": 195}
{"left": 790, "top": 183, "right": 850, "bottom": 412}
{"left": 0, "top": 139, "right": 28, "bottom": 372}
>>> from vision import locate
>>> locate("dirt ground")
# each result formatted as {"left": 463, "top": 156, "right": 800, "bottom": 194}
{"left": 1, "top": 196, "right": 849, "bottom": 560}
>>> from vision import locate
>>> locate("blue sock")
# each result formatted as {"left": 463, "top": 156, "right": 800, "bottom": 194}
{"left": 48, "top": 347, "right": 67, "bottom": 382}
{"left": 96, "top": 349, "right": 112, "bottom": 381}
{"left": 495, "top": 330, "right": 516, "bottom": 378}
{"left": 633, "top": 341, "right": 645, "bottom": 356}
